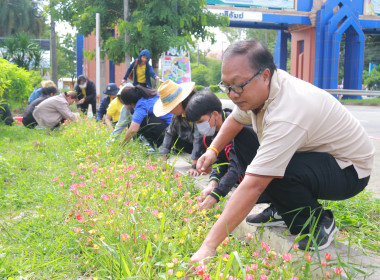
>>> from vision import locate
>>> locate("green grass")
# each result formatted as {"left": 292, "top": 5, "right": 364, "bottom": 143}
{"left": 340, "top": 98, "right": 380, "bottom": 104}
{"left": 0, "top": 119, "right": 379, "bottom": 279}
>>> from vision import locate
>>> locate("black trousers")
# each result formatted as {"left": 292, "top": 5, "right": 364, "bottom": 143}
{"left": 262, "top": 152, "right": 369, "bottom": 234}
{"left": 78, "top": 97, "right": 96, "bottom": 115}
{"left": 137, "top": 115, "right": 168, "bottom": 148}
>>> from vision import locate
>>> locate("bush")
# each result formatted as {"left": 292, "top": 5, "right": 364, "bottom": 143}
{"left": 191, "top": 64, "right": 209, "bottom": 87}
{"left": 209, "top": 85, "right": 220, "bottom": 93}
{"left": 194, "top": 85, "right": 205, "bottom": 91}
{"left": 0, "top": 58, "right": 42, "bottom": 103}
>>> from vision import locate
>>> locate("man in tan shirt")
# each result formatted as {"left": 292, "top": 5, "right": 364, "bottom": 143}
{"left": 33, "top": 91, "right": 78, "bottom": 129}
{"left": 191, "top": 39, "right": 375, "bottom": 261}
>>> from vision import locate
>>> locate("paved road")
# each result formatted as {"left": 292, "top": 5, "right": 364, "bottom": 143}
{"left": 221, "top": 99, "right": 380, "bottom": 138}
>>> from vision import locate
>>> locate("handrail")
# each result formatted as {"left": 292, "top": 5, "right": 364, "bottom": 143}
{"left": 325, "top": 89, "right": 380, "bottom": 97}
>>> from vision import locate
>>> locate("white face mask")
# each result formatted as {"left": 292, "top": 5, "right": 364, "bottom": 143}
{"left": 79, "top": 83, "right": 87, "bottom": 89}
{"left": 196, "top": 119, "right": 216, "bottom": 136}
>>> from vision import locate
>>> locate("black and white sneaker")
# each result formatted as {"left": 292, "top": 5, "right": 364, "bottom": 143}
{"left": 298, "top": 210, "right": 339, "bottom": 251}
{"left": 246, "top": 205, "right": 286, "bottom": 227}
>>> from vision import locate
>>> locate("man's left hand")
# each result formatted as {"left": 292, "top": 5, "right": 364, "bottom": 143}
{"left": 190, "top": 244, "right": 216, "bottom": 263}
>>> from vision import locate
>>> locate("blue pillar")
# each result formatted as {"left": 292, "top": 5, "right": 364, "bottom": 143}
{"left": 274, "top": 30, "right": 289, "bottom": 71}
{"left": 76, "top": 34, "right": 84, "bottom": 76}
{"left": 109, "top": 60, "right": 115, "bottom": 83}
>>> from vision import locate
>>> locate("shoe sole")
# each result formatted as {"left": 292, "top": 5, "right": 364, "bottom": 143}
{"left": 246, "top": 220, "right": 287, "bottom": 227}
{"left": 309, "top": 227, "right": 339, "bottom": 251}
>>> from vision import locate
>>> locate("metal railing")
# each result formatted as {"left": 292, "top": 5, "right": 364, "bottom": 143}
{"left": 325, "top": 89, "right": 380, "bottom": 99}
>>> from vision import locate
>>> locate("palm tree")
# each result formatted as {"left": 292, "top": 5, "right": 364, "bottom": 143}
{"left": 0, "top": 0, "right": 44, "bottom": 37}
{"left": 0, "top": 33, "right": 43, "bottom": 70}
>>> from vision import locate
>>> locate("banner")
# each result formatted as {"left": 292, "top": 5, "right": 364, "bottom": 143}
{"left": 364, "top": 0, "right": 380, "bottom": 15}
{"left": 162, "top": 47, "right": 191, "bottom": 84}
{"left": 206, "top": 0, "right": 294, "bottom": 9}
{"left": 208, "top": 8, "right": 262, "bottom": 22}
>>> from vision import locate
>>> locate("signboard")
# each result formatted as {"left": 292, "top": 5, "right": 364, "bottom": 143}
{"left": 364, "top": 0, "right": 380, "bottom": 15}
{"left": 208, "top": 8, "right": 263, "bottom": 22}
{"left": 206, "top": 0, "right": 294, "bottom": 9}
{"left": 162, "top": 47, "right": 191, "bottom": 84}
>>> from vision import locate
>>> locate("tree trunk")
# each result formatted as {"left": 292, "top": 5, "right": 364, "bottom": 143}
{"left": 152, "top": 58, "right": 160, "bottom": 89}
{"left": 50, "top": 1, "right": 58, "bottom": 86}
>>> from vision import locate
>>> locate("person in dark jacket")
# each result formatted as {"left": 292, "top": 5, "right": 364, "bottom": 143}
{"left": 74, "top": 75, "right": 96, "bottom": 115}
{"left": 186, "top": 91, "right": 268, "bottom": 210}
{"left": 121, "top": 49, "right": 162, "bottom": 88}
{"left": 154, "top": 80, "right": 205, "bottom": 176}
{"left": 23, "top": 86, "right": 57, "bottom": 128}
{"left": 96, "top": 83, "right": 119, "bottom": 121}
{"left": 0, "top": 100, "right": 14, "bottom": 126}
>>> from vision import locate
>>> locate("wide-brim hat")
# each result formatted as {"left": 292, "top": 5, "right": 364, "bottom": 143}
{"left": 154, "top": 80, "right": 195, "bottom": 117}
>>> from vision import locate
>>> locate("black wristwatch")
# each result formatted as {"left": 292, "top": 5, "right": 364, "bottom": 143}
{"left": 191, "top": 164, "right": 196, "bottom": 169}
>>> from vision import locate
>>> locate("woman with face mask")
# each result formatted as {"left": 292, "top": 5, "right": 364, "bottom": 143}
{"left": 185, "top": 91, "right": 266, "bottom": 210}
{"left": 154, "top": 80, "right": 205, "bottom": 176}
{"left": 74, "top": 75, "right": 97, "bottom": 116}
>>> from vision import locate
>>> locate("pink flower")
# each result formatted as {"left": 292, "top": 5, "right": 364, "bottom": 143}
{"left": 70, "top": 171, "right": 76, "bottom": 176}
{"left": 321, "top": 260, "right": 327, "bottom": 266}
{"left": 141, "top": 234, "right": 147, "bottom": 240}
{"left": 245, "top": 274, "right": 254, "bottom": 280}
{"left": 173, "top": 258, "right": 179, "bottom": 264}
{"left": 120, "top": 233, "right": 130, "bottom": 241}
{"left": 282, "top": 253, "right": 292, "bottom": 262}
{"left": 152, "top": 210, "right": 159, "bottom": 217}
{"left": 260, "top": 274, "right": 268, "bottom": 280}
{"left": 325, "top": 271, "right": 331, "bottom": 277}
{"left": 101, "top": 195, "right": 110, "bottom": 201}
{"left": 292, "top": 243, "right": 299, "bottom": 250}
{"left": 53, "top": 177, "right": 59, "bottom": 182}
{"left": 245, "top": 233, "right": 254, "bottom": 239}
{"left": 261, "top": 242, "right": 270, "bottom": 252}
{"left": 195, "top": 263, "right": 206, "bottom": 276}
{"left": 130, "top": 174, "right": 135, "bottom": 179}
{"left": 59, "top": 182, "right": 64, "bottom": 187}
{"left": 85, "top": 210, "right": 93, "bottom": 215}
{"left": 222, "top": 237, "right": 229, "bottom": 246}
{"left": 229, "top": 277, "right": 237, "bottom": 280}
{"left": 222, "top": 254, "right": 229, "bottom": 261}
{"left": 245, "top": 265, "right": 250, "bottom": 272}
{"left": 110, "top": 210, "right": 116, "bottom": 214}
{"left": 251, "top": 263, "right": 258, "bottom": 271}
{"left": 184, "top": 217, "right": 189, "bottom": 223}
{"left": 79, "top": 175, "right": 84, "bottom": 179}
{"left": 168, "top": 269, "right": 173, "bottom": 275}
{"left": 325, "top": 253, "right": 332, "bottom": 260}
{"left": 73, "top": 227, "right": 81, "bottom": 233}
{"left": 335, "top": 268, "right": 342, "bottom": 275}
{"left": 128, "top": 209, "right": 134, "bottom": 214}
{"left": 304, "top": 253, "right": 311, "bottom": 262}
{"left": 188, "top": 209, "right": 194, "bottom": 214}
{"left": 252, "top": 251, "right": 259, "bottom": 258}
{"left": 291, "top": 277, "right": 299, "bottom": 280}
{"left": 124, "top": 201, "right": 130, "bottom": 206}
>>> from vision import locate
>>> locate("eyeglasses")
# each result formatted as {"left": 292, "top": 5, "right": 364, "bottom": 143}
{"left": 218, "top": 68, "right": 265, "bottom": 95}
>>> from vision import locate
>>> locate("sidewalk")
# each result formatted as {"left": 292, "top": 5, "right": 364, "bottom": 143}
{"left": 170, "top": 137, "right": 380, "bottom": 279}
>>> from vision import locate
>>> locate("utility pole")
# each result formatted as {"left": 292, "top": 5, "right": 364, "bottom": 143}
{"left": 124, "top": 0, "right": 131, "bottom": 69}
{"left": 50, "top": 0, "right": 58, "bottom": 86}
{"left": 96, "top": 13, "right": 101, "bottom": 103}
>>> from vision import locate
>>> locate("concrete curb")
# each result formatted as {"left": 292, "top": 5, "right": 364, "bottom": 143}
{"left": 170, "top": 154, "right": 380, "bottom": 279}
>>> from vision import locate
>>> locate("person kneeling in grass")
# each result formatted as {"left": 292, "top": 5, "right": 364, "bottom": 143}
{"left": 118, "top": 85, "right": 172, "bottom": 148}
{"left": 154, "top": 80, "right": 205, "bottom": 176}
{"left": 33, "top": 91, "right": 79, "bottom": 129}
{"left": 185, "top": 91, "right": 268, "bottom": 210}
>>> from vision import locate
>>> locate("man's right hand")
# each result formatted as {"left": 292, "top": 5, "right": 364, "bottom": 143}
{"left": 196, "top": 149, "right": 218, "bottom": 174}
{"left": 198, "top": 181, "right": 217, "bottom": 202}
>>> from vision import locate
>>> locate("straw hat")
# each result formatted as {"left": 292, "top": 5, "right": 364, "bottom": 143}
{"left": 154, "top": 80, "right": 195, "bottom": 117}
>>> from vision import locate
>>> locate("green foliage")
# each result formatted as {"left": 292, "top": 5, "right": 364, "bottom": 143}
{"left": 0, "top": 58, "right": 42, "bottom": 103}
{"left": 195, "top": 85, "right": 205, "bottom": 91}
{"left": 0, "top": 33, "right": 43, "bottom": 70}
{"left": 0, "top": 0, "right": 45, "bottom": 37}
{"left": 363, "top": 66, "right": 380, "bottom": 90}
{"left": 51, "top": 0, "right": 228, "bottom": 64}
{"left": 57, "top": 33, "right": 77, "bottom": 80}
{"left": 191, "top": 64, "right": 209, "bottom": 87}
{"left": 209, "top": 85, "right": 219, "bottom": 93}
{"left": 190, "top": 55, "right": 222, "bottom": 87}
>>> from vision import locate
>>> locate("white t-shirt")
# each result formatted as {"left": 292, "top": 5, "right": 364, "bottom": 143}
{"left": 232, "top": 69, "right": 375, "bottom": 179}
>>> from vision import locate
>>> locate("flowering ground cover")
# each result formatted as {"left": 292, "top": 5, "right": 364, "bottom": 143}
{"left": 0, "top": 118, "right": 378, "bottom": 279}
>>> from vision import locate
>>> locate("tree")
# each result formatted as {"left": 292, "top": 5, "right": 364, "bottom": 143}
{"left": 0, "top": 33, "right": 43, "bottom": 70}
{"left": 57, "top": 34, "right": 77, "bottom": 82}
{"left": 0, "top": 0, "right": 45, "bottom": 37}
{"left": 50, "top": 0, "right": 227, "bottom": 66}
